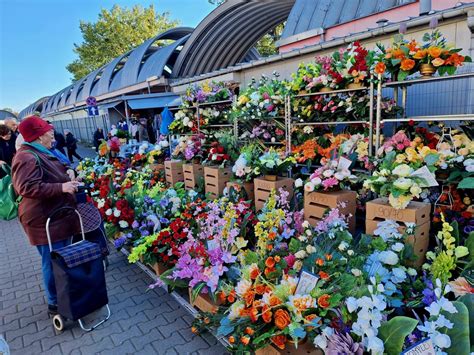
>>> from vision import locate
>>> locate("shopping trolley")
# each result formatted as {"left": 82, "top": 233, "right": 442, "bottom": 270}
{"left": 46, "top": 207, "right": 111, "bottom": 332}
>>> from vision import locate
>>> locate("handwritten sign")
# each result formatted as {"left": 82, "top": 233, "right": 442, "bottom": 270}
{"left": 295, "top": 270, "right": 319, "bottom": 295}
{"left": 401, "top": 338, "right": 435, "bottom": 355}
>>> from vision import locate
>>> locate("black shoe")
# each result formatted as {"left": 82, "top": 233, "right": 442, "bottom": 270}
{"left": 48, "top": 304, "right": 58, "bottom": 315}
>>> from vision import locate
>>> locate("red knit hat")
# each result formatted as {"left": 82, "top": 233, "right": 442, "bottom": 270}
{"left": 19, "top": 116, "right": 54, "bottom": 143}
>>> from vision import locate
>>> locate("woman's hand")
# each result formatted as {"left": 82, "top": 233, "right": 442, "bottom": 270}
{"left": 66, "top": 169, "right": 76, "bottom": 181}
{"left": 62, "top": 181, "right": 80, "bottom": 194}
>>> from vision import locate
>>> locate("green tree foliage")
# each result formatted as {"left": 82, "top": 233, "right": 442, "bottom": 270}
{"left": 66, "top": 5, "right": 179, "bottom": 81}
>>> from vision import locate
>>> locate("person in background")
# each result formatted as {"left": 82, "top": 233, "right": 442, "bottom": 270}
{"left": 130, "top": 119, "right": 139, "bottom": 141}
{"left": 0, "top": 125, "right": 16, "bottom": 178}
{"left": 64, "top": 129, "right": 83, "bottom": 163}
{"left": 4, "top": 117, "right": 18, "bottom": 148}
{"left": 118, "top": 118, "right": 128, "bottom": 132}
{"left": 53, "top": 129, "right": 66, "bottom": 155}
{"left": 93, "top": 128, "right": 105, "bottom": 152}
{"left": 138, "top": 118, "right": 149, "bottom": 142}
{"left": 12, "top": 116, "right": 80, "bottom": 315}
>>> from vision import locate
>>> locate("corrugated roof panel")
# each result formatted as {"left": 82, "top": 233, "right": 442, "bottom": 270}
{"left": 281, "top": 0, "right": 417, "bottom": 40}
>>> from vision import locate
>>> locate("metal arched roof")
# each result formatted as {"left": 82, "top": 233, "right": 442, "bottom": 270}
{"left": 18, "top": 97, "right": 49, "bottom": 119}
{"left": 172, "top": 0, "right": 295, "bottom": 78}
{"left": 0, "top": 110, "right": 18, "bottom": 120}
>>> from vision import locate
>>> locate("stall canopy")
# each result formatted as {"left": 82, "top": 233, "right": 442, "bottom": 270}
{"left": 127, "top": 94, "right": 182, "bottom": 110}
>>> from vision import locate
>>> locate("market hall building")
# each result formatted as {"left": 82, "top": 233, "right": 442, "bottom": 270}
{"left": 19, "top": 0, "right": 474, "bottom": 141}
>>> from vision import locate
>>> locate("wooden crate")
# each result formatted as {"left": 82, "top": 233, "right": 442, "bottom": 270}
{"left": 148, "top": 163, "right": 164, "bottom": 172}
{"left": 188, "top": 288, "right": 221, "bottom": 313}
{"left": 204, "top": 166, "right": 231, "bottom": 200}
{"left": 165, "top": 160, "right": 184, "bottom": 185}
{"left": 256, "top": 342, "right": 323, "bottom": 355}
{"left": 254, "top": 177, "right": 294, "bottom": 211}
{"left": 304, "top": 190, "right": 357, "bottom": 234}
{"left": 366, "top": 198, "right": 431, "bottom": 225}
{"left": 183, "top": 163, "right": 204, "bottom": 190}
{"left": 366, "top": 198, "right": 431, "bottom": 268}
{"left": 147, "top": 262, "right": 169, "bottom": 276}
{"left": 226, "top": 181, "right": 255, "bottom": 201}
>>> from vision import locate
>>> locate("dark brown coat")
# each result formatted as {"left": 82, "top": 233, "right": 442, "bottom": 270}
{"left": 12, "top": 145, "right": 79, "bottom": 246}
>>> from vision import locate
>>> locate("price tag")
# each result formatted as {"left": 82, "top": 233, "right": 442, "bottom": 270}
{"left": 401, "top": 338, "right": 435, "bottom": 355}
{"left": 295, "top": 270, "right": 319, "bottom": 295}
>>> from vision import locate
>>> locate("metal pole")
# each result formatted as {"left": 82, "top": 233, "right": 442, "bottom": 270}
{"left": 368, "top": 76, "right": 374, "bottom": 157}
{"left": 124, "top": 100, "right": 130, "bottom": 129}
{"left": 375, "top": 74, "right": 382, "bottom": 155}
{"left": 196, "top": 106, "right": 200, "bottom": 134}
{"left": 401, "top": 86, "right": 408, "bottom": 118}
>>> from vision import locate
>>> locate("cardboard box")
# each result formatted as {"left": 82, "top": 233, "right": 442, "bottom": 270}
{"left": 304, "top": 190, "right": 357, "bottom": 234}
{"left": 188, "top": 288, "right": 221, "bottom": 314}
{"left": 254, "top": 177, "right": 294, "bottom": 211}
{"left": 366, "top": 198, "right": 431, "bottom": 225}
{"left": 165, "top": 160, "right": 184, "bottom": 185}
{"left": 366, "top": 219, "right": 430, "bottom": 268}
{"left": 204, "top": 166, "right": 231, "bottom": 200}
{"left": 255, "top": 342, "right": 323, "bottom": 355}
{"left": 183, "top": 163, "right": 204, "bottom": 190}
{"left": 226, "top": 181, "right": 255, "bottom": 201}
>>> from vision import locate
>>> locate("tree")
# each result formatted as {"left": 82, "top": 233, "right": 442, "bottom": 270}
{"left": 66, "top": 5, "right": 179, "bottom": 81}
{"left": 207, "top": 0, "right": 283, "bottom": 57}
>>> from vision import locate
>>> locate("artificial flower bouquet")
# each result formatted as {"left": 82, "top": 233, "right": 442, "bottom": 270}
{"left": 172, "top": 133, "right": 205, "bottom": 163}
{"left": 183, "top": 81, "right": 233, "bottom": 106}
{"left": 365, "top": 141, "right": 439, "bottom": 209}
{"left": 147, "top": 138, "right": 169, "bottom": 165}
{"left": 303, "top": 157, "right": 358, "bottom": 192}
{"left": 332, "top": 41, "right": 370, "bottom": 88}
{"left": 375, "top": 30, "right": 471, "bottom": 81}
{"left": 256, "top": 148, "right": 295, "bottom": 179}
{"left": 233, "top": 73, "right": 287, "bottom": 121}
{"left": 169, "top": 108, "right": 202, "bottom": 134}
{"left": 202, "top": 141, "right": 232, "bottom": 167}
{"left": 239, "top": 121, "right": 286, "bottom": 144}
{"left": 231, "top": 143, "right": 262, "bottom": 183}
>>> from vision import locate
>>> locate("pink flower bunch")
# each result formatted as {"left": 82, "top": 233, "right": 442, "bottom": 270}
{"left": 304, "top": 159, "right": 356, "bottom": 192}
{"left": 378, "top": 130, "right": 411, "bottom": 154}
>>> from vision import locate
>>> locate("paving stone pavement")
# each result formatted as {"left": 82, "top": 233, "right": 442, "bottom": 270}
{"left": 0, "top": 149, "right": 228, "bottom": 354}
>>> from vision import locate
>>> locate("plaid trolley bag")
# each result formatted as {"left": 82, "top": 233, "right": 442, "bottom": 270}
{"left": 47, "top": 207, "right": 111, "bottom": 332}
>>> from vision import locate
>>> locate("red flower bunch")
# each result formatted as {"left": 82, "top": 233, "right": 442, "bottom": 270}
{"left": 205, "top": 142, "right": 231, "bottom": 165}
{"left": 181, "top": 199, "right": 208, "bottom": 222}
{"left": 151, "top": 218, "right": 189, "bottom": 265}
{"left": 115, "top": 199, "right": 135, "bottom": 224}
{"left": 349, "top": 41, "right": 369, "bottom": 73}
{"left": 415, "top": 127, "right": 438, "bottom": 149}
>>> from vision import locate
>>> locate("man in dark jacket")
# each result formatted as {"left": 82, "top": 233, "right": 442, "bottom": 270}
{"left": 0, "top": 124, "right": 15, "bottom": 178}
{"left": 93, "top": 128, "right": 105, "bottom": 152}
{"left": 54, "top": 130, "right": 66, "bottom": 155}
{"left": 64, "top": 129, "right": 82, "bottom": 163}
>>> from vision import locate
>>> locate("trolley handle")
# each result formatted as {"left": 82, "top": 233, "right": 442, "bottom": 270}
{"left": 46, "top": 207, "right": 86, "bottom": 252}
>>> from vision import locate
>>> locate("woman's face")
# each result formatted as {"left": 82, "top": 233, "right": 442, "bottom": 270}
{"left": 38, "top": 129, "right": 55, "bottom": 149}
{"left": 0, "top": 131, "right": 11, "bottom": 141}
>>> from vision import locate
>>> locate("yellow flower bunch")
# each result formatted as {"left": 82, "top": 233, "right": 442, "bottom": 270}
{"left": 254, "top": 195, "right": 285, "bottom": 255}
{"left": 437, "top": 214, "right": 455, "bottom": 256}
{"left": 128, "top": 233, "right": 157, "bottom": 263}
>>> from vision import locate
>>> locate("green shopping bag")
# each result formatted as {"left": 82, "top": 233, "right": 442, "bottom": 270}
{"left": 0, "top": 164, "right": 18, "bottom": 220}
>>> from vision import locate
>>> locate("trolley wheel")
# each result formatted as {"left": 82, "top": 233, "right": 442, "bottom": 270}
{"left": 53, "top": 315, "right": 65, "bottom": 332}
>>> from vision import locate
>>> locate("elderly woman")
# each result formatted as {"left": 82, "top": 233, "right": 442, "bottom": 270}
{"left": 12, "top": 116, "right": 80, "bottom": 315}
{"left": 0, "top": 125, "right": 15, "bottom": 178}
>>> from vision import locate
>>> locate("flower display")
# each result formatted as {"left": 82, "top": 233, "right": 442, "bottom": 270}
{"left": 231, "top": 143, "right": 262, "bottom": 182}
{"left": 303, "top": 157, "right": 357, "bottom": 192}
{"left": 256, "top": 148, "right": 295, "bottom": 177}
{"left": 172, "top": 133, "right": 205, "bottom": 162}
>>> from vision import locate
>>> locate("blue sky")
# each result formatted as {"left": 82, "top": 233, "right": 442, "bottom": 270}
{"left": 0, "top": 0, "right": 216, "bottom": 112}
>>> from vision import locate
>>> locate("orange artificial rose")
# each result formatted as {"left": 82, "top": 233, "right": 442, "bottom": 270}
{"left": 407, "top": 40, "right": 418, "bottom": 52}
{"left": 228, "top": 336, "right": 235, "bottom": 344}
{"left": 267, "top": 244, "right": 273, "bottom": 251}
{"left": 319, "top": 271, "right": 330, "bottom": 280}
{"left": 255, "top": 284, "right": 266, "bottom": 295}
{"left": 244, "top": 290, "right": 255, "bottom": 307}
{"left": 432, "top": 57, "right": 445, "bottom": 67}
{"left": 218, "top": 291, "right": 227, "bottom": 303}
{"left": 274, "top": 255, "right": 281, "bottom": 263}
{"left": 325, "top": 254, "right": 332, "bottom": 261}
{"left": 241, "top": 336, "right": 250, "bottom": 346}
{"left": 374, "top": 62, "right": 386, "bottom": 75}
{"left": 227, "top": 290, "right": 236, "bottom": 303}
{"left": 445, "top": 53, "right": 465, "bottom": 66}
{"left": 262, "top": 305, "right": 272, "bottom": 323}
{"left": 271, "top": 335, "right": 287, "bottom": 350}
{"left": 268, "top": 231, "right": 277, "bottom": 240}
{"left": 392, "top": 48, "right": 405, "bottom": 59}
{"left": 265, "top": 257, "right": 275, "bottom": 268}
{"left": 400, "top": 58, "right": 415, "bottom": 71}
{"left": 245, "top": 327, "right": 255, "bottom": 336}
{"left": 428, "top": 46, "right": 442, "bottom": 58}
{"left": 318, "top": 294, "right": 331, "bottom": 308}
{"left": 249, "top": 306, "right": 259, "bottom": 322}
{"left": 274, "top": 309, "right": 291, "bottom": 330}
{"left": 249, "top": 266, "right": 260, "bottom": 280}
{"left": 316, "top": 258, "right": 324, "bottom": 266}
{"left": 269, "top": 295, "right": 283, "bottom": 307}
{"left": 305, "top": 314, "right": 318, "bottom": 331}
{"left": 264, "top": 267, "right": 276, "bottom": 277}
{"left": 413, "top": 49, "right": 427, "bottom": 59}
